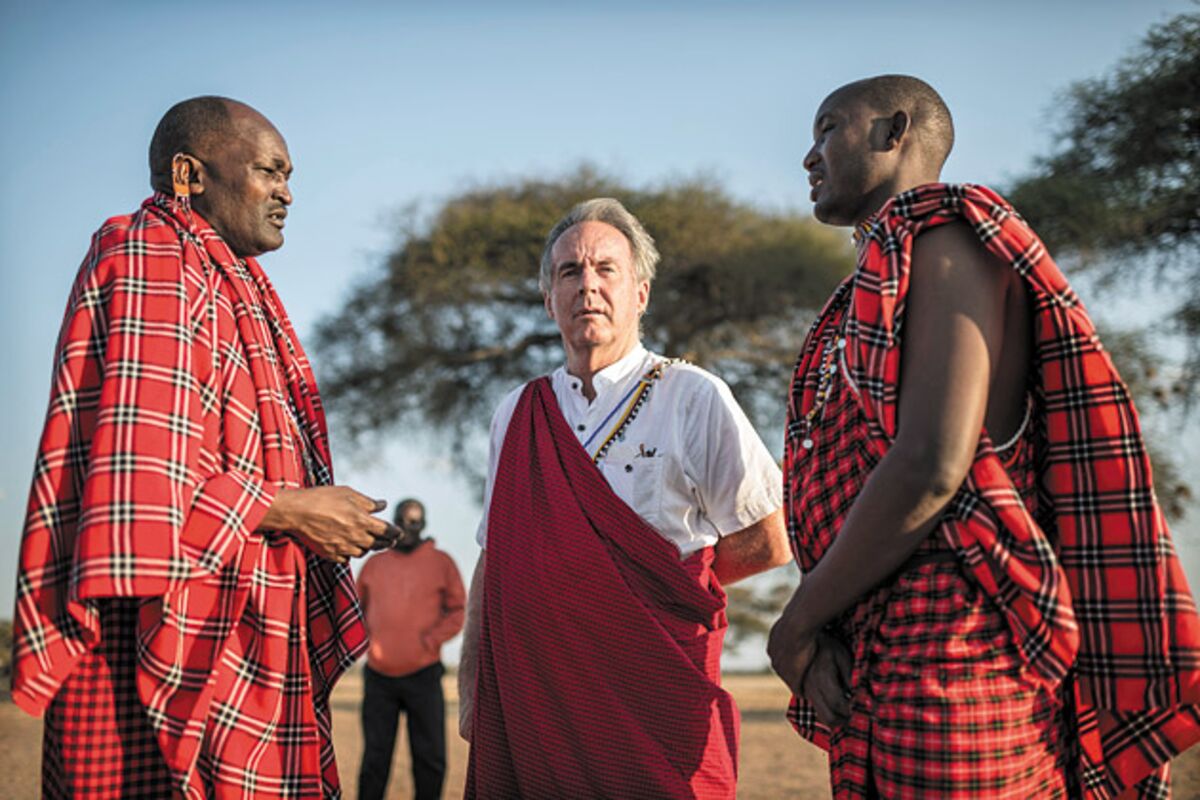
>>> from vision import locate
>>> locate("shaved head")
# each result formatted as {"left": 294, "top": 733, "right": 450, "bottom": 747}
{"left": 148, "top": 96, "right": 254, "bottom": 193}
{"left": 147, "top": 96, "right": 293, "bottom": 256}
{"left": 827, "top": 75, "right": 955, "bottom": 169}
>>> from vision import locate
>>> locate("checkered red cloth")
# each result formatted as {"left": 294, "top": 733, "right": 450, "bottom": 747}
{"left": 12, "top": 194, "right": 366, "bottom": 797}
{"left": 783, "top": 183, "right": 1200, "bottom": 797}
{"left": 466, "top": 377, "right": 739, "bottom": 799}
{"left": 839, "top": 561, "right": 1075, "bottom": 799}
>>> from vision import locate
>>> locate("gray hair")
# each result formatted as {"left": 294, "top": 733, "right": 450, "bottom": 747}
{"left": 539, "top": 198, "right": 660, "bottom": 293}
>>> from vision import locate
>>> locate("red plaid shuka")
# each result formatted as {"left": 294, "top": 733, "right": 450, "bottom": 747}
{"left": 467, "top": 378, "right": 739, "bottom": 799}
{"left": 12, "top": 194, "right": 366, "bottom": 798}
{"left": 783, "top": 183, "right": 1200, "bottom": 798}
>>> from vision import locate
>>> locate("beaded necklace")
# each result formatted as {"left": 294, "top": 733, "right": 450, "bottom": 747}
{"left": 589, "top": 359, "right": 681, "bottom": 463}
{"left": 795, "top": 285, "right": 851, "bottom": 452}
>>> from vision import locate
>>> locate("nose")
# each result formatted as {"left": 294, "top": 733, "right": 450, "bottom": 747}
{"left": 276, "top": 180, "right": 293, "bottom": 206}
{"left": 803, "top": 144, "right": 820, "bottom": 172}
{"left": 578, "top": 265, "right": 600, "bottom": 294}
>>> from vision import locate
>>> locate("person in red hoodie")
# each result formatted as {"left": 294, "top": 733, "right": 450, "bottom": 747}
{"left": 356, "top": 498, "right": 466, "bottom": 800}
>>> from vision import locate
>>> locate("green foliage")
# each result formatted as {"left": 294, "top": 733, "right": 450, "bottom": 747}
{"left": 1008, "top": 9, "right": 1200, "bottom": 393}
{"left": 313, "top": 166, "right": 853, "bottom": 479}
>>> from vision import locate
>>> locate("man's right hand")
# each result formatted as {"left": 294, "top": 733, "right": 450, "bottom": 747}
{"left": 802, "top": 633, "right": 853, "bottom": 728}
{"left": 258, "top": 486, "right": 399, "bottom": 563}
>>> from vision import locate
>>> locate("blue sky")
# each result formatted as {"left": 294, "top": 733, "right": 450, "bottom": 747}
{"left": 2, "top": 1, "right": 1197, "bottom": 663}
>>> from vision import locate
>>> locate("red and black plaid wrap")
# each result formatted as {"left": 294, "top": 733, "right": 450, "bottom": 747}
{"left": 783, "top": 183, "right": 1200, "bottom": 797}
{"left": 12, "top": 194, "right": 366, "bottom": 798}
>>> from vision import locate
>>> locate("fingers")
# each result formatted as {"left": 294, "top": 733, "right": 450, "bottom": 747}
{"left": 287, "top": 486, "right": 397, "bottom": 563}
{"left": 803, "top": 647, "right": 851, "bottom": 728}
{"left": 368, "top": 523, "right": 403, "bottom": 552}
{"left": 362, "top": 515, "right": 391, "bottom": 537}
{"left": 343, "top": 486, "right": 387, "bottom": 514}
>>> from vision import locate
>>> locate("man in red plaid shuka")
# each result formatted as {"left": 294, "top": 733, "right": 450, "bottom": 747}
{"left": 767, "top": 75, "right": 1200, "bottom": 799}
{"left": 11, "top": 97, "right": 399, "bottom": 799}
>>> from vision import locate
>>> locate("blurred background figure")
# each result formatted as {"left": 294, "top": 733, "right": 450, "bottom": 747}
{"left": 357, "top": 499, "right": 466, "bottom": 800}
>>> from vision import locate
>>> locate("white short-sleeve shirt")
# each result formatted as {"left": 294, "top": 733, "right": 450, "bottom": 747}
{"left": 476, "top": 344, "right": 782, "bottom": 556}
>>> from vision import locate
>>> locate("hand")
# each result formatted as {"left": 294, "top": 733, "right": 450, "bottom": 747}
{"left": 259, "top": 486, "right": 400, "bottom": 563}
{"left": 802, "top": 633, "right": 853, "bottom": 728}
{"left": 767, "top": 620, "right": 818, "bottom": 697}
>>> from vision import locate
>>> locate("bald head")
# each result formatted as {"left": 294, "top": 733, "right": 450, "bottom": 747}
{"left": 148, "top": 96, "right": 272, "bottom": 193}
{"left": 827, "top": 75, "right": 954, "bottom": 170}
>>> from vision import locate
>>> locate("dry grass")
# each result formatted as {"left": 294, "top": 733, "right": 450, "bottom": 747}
{"left": 2, "top": 671, "right": 1198, "bottom": 798}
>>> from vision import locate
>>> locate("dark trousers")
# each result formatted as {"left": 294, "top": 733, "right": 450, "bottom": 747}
{"left": 358, "top": 662, "right": 447, "bottom": 800}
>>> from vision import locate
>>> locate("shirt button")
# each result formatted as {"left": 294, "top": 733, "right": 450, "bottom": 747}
{"left": 577, "top": 424, "right": 586, "bottom": 431}
{"left": 837, "top": 338, "right": 847, "bottom": 349}
{"left": 802, "top": 438, "right": 814, "bottom": 450}
{"left": 572, "top": 382, "right": 579, "bottom": 390}
{"left": 625, "top": 464, "right": 633, "bottom": 473}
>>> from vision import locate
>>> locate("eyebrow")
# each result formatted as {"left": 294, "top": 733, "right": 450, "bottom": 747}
{"left": 263, "top": 156, "right": 293, "bottom": 175}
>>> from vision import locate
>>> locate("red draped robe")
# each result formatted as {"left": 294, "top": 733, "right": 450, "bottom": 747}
{"left": 12, "top": 194, "right": 365, "bottom": 798}
{"left": 466, "top": 377, "right": 739, "bottom": 799}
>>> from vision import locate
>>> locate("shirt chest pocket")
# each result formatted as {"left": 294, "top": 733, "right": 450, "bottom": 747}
{"left": 600, "top": 451, "right": 665, "bottom": 530}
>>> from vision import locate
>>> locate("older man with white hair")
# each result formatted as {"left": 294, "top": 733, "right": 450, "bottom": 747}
{"left": 458, "top": 198, "right": 789, "bottom": 799}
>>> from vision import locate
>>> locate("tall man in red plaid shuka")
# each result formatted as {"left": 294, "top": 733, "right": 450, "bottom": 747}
{"left": 768, "top": 75, "right": 1200, "bottom": 799}
{"left": 11, "top": 97, "right": 399, "bottom": 799}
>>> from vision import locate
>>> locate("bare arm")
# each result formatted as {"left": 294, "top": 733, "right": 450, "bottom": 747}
{"left": 458, "top": 552, "right": 486, "bottom": 741}
{"left": 712, "top": 507, "right": 790, "bottom": 585}
{"left": 768, "top": 222, "right": 1011, "bottom": 702}
{"left": 258, "top": 486, "right": 399, "bottom": 563}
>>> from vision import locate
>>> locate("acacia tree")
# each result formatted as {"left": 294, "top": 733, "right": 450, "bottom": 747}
{"left": 313, "top": 167, "right": 853, "bottom": 476}
{"left": 313, "top": 170, "right": 849, "bottom": 647}
{"left": 1007, "top": 8, "right": 1199, "bottom": 517}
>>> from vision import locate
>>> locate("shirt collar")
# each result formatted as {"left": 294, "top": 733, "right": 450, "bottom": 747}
{"left": 560, "top": 343, "right": 649, "bottom": 397}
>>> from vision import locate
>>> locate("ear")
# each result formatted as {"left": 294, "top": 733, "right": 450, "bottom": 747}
{"left": 636, "top": 280, "right": 650, "bottom": 315}
{"left": 172, "top": 153, "right": 206, "bottom": 197}
{"left": 544, "top": 290, "right": 555, "bottom": 320}
{"left": 885, "top": 111, "right": 911, "bottom": 151}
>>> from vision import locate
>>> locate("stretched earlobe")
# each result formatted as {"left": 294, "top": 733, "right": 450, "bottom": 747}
{"left": 171, "top": 154, "right": 192, "bottom": 203}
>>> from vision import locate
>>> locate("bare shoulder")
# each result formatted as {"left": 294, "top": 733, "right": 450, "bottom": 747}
{"left": 911, "top": 220, "right": 1012, "bottom": 291}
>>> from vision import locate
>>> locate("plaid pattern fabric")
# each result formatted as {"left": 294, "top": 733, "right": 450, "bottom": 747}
{"left": 836, "top": 562, "right": 1071, "bottom": 799}
{"left": 783, "top": 183, "right": 1200, "bottom": 797}
{"left": 12, "top": 194, "right": 366, "bottom": 798}
{"left": 43, "top": 599, "right": 174, "bottom": 799}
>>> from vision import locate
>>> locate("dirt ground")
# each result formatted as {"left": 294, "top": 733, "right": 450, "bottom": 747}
{"left": 2, "top": 671, "right": 1198, "bottom": 799}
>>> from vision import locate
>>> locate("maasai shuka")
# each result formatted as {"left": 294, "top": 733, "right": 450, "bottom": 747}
{"left": 783, "top": 182, "right": 1200, "bottom": 797}
{"left": 466, "top": 377, "right": 739, "bottom": 799}
{"left": 12, "top": 194, "right": 366, "bottom": 798}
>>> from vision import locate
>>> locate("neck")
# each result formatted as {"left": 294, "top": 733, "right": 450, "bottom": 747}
{"left": 853, "top": 169, "right": 941, "bottom": 227}
{"left": 565, "top": 340, "right": 640, "bottom": 402}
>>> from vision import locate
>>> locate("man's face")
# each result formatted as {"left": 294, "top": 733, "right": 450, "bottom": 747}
{"left": 395, "top": 505, "right": 425, "bottom": 550}
{"left": 544, "top": 221, "right": 649, "bottom": 363}
{"left": 192, "top": 112, "right": 293, "bottom": 258}
{"left": 803, "top": 91, "right": 890, "bottom": 226}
